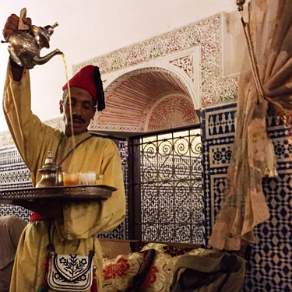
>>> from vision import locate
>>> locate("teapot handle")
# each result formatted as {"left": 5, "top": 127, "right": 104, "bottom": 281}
{"left": 18, "top": 8, "right": 30, "bottom": 31}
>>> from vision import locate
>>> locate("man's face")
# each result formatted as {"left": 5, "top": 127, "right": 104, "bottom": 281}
{"left": 60, "top": 87, "right": 96, "bottom": 136}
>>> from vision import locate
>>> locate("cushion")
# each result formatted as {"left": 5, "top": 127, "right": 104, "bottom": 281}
{"left": 102, "top": 252, "right": 144, "bottom": 291}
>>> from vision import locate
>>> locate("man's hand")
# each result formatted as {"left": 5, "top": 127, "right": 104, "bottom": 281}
{"left": 3, "top": 12, "right": 32, "bottom": 80}
{"left": 3, "top": 13, "right": 32, "bottom": 41}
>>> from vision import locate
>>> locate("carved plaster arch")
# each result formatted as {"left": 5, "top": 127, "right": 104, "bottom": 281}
{"left": 102, "top": 46, "right": 201, "bottom": 110}
{"left": 90, "top": 65, "right": 199, "bottom": 132}
{"left": 145, "top": 93, "right": 198, "bottom": 131}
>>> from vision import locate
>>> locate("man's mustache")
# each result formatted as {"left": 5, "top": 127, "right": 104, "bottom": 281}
{"left": 69, "top": 114, "right": 85, "bottom": 124}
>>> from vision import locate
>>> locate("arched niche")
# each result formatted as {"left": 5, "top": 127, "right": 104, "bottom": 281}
{"left": 90, "top": 67, "right": 199, "bottom": 132}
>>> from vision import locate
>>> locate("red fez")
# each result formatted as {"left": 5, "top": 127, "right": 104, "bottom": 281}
{"left": 62, "top": 65, "right": 105, "bottom": 111}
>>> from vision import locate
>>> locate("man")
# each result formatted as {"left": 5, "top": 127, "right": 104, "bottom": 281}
{"left": 3, "top": 13, "right": 126, "bottom": 291}
{"left": 0, "top": 216, "right": 26, "bottom": 292}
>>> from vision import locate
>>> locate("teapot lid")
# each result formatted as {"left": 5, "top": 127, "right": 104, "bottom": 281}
{"left": 38, "top": 151, "right": 58, "bottom": 173}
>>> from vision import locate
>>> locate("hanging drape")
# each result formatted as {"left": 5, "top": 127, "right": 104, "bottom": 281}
{"left": 209, "top": 0, "right": 292, "bottom": 251}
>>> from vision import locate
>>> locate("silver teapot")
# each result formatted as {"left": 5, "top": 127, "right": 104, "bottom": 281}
{"left": 36, "top": 151, "right": 63, "bottom": 188}
{"left": 3, "top": 8, "right": 63, "bottom": 69}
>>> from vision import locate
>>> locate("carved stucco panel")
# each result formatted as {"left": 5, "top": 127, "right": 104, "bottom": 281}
{"left": 74, "top": 13, "right": 239, "bottom": 109}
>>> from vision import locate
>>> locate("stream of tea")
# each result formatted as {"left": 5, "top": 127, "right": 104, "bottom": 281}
{"left": 61, "top": 54, "right": 76, "bottom": 151}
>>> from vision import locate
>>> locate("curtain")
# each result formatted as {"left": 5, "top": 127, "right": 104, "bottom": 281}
{"left": 209, "top": 0, "right": 292, "bottom": 250}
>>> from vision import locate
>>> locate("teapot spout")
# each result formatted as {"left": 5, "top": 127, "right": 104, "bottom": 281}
{"left": 33, "top": 49, "right": 63, "bottom": 65}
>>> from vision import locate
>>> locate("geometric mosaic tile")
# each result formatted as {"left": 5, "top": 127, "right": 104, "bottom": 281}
{"left": 201, "top": 102, "right": 292, "bottom": 292}
{"left": 0, "top": 146, "right": 32, "bottom": 221}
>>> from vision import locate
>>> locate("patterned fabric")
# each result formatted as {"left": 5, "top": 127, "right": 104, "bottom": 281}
{"left": 102, "top": 243, "right": 176, "bottom": 292}
{"left": 102, "top": 243, "right": 218, "bottom": 292}
{"left": 102, "top": 252, "right": 144, "bottom": 291}
{"left": 47, "top": 253, "right": 94, "bottom": 291}
{"left": 140, "top": 244, "right": 177, "bottom": 292}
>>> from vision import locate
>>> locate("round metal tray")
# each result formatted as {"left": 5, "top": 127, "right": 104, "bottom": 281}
{"left": 0, "top": 185, "right": 115, "bottom": 205}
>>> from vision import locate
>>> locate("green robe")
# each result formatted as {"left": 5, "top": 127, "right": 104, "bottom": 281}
{"left": 3, "top": 65, "right": 126, "bottom": 291}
